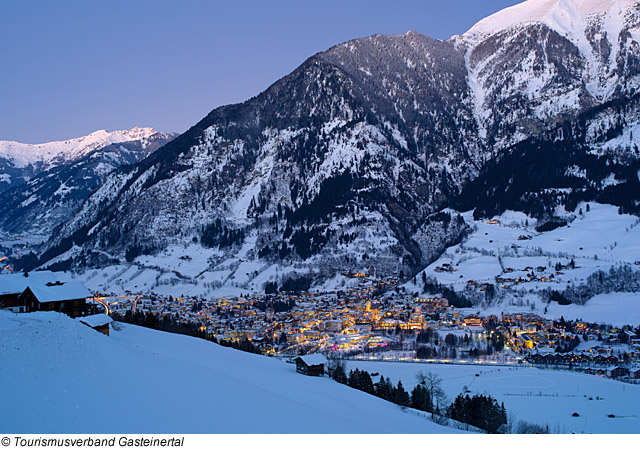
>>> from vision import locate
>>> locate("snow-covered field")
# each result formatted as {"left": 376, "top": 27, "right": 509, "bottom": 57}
{"left": 0, "top": 311, "right": 457, "bottom": 434}
{"left": 346, "top": 360, "right": 640, "bottom": 434}
{"left": 542, "top": 292, "right": 640, "bottom": 326}
{"left": 405, "top": 203, "right": 640, "bottom": 321}
{"left": 417, "top": 204, "right": 640, "bottom": 289}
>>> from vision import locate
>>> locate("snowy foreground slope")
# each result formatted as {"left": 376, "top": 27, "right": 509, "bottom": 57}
{"left": 0, "top": 311, "right": 457, "bottom": 434}
{"left": 347, "top": 360, "right": 640, "bottom": 434}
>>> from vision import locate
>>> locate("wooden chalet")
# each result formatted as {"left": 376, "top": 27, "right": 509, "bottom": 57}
{"left": 0, "top": 271, "right": 58, "bottom": 312}
{"left": 19, "top": 281, "right": 92, "bottom": 318}
{"left": 607, "top": 366, "right": 630, "bottom": 379}
{"left": 294, "top": 354, "right": 328, "bottom": 377}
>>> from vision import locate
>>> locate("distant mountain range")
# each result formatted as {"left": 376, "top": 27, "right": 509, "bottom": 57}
{"left": 0, "top": 127, "right": 176, "bottom": 239}
{"left": 14, "top": 0, "right": 640, "bottom": 290}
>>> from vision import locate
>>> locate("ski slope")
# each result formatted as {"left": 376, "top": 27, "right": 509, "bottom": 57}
{"left": 0, "top": 311, "right": 458, "bottom": 434}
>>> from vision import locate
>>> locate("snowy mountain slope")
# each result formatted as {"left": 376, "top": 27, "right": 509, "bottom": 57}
{"left": 404, "top": 203, "right": 640, "bottom": 315}
{"left": 0, "top": 129, "right": 175, "bottom": 241}
{"left": 0, "top": 127, "right": 162, "bottom": 169}
{"left": 461, "top": 0, "right": 640, "bottom": 145}
{"left": 466, "top": 0, "right": 639, "bottom": 41}
{"left": 0, "top": 127, "right": 175, "bottom": 193}
{"left": 0, "top": 311, "right": 460, "bottom": 434}
{"left": 34, "top": 0, "right": 640, "bottom": 290}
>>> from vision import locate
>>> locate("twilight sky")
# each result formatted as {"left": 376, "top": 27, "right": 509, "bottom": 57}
{"left": 1, "top": 0, "right": 522, "bottom": 143}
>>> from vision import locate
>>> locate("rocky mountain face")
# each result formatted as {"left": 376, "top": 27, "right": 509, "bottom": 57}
{"left": 0, "top": 128, "right": 175, "bottom": 239}
{"left": 34, "top": 0, "right": 640, "bottom": 289}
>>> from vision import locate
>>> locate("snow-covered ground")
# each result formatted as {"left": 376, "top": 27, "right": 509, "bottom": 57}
{"left": 405, "top": 203, "right": 640, "bottom": 322}
{"left": 542, "top": 292, "right": 640, "bottom": 327}
{"left": 346, "top": 360, "right": 640, "bottom": 434}
{"left": 0, "top": 311, "right": 458, "bottom": 434}
{"left": 418, "top": 204, "right": 640, "bottom": 288}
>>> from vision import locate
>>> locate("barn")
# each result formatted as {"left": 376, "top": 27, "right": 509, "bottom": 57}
{"left": 294, "top": 354, "right": 328, "bottom": 377}
{"left": 77, "top": 314, "right": 114, "bottom": 336}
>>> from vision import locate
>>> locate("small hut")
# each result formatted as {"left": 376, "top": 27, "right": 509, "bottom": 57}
{"left": 78, "top": 314, "right": 114, "bottom": 336}
{"left": 294, "top": 354, "right": 328, "bottom": 376}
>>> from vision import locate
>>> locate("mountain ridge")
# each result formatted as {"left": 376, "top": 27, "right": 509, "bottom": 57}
{"left": 0, "top": 128, "right": 176, "bottom": 241}
{"left": 23, "top": 0, "right": 640, "bottom": 293}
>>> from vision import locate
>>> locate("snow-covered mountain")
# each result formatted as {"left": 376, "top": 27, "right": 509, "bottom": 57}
{"left": 461, "top": 0, "right": 640, "bottom": 145}
{"left": 33, "top": 0, "right": 640, "bottom": 292}
{"left": 0, "top": 127, "right": 174, "bottom": 192}
{"left": 0, "top": 128, "right": 176, "bottom": 239}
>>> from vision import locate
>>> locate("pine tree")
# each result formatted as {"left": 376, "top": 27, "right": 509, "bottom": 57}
{"left": 393, "top": 380, "right": 410, "bottom": 406}
{"left": 410, "top": 384, "right": 433, "bottom": 412}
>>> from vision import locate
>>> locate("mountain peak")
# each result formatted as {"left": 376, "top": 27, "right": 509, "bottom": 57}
{"left": 0, "top": 127, "right": 165, "bottom": 169}
{"left": 464, "top": 0, "right": 639, "bottom": 38}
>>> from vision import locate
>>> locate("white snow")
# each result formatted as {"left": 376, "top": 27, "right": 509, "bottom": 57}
{"left": 409, "top": 203, "right": 640, "bottom": 320}
{"left": 77, "top": 313, "right": 113, "bottom": 328}
{"left": 0, "top": 311, "right": 459, "bottom": 434}
{"left": 26, "top": 281, "right": 92, "bottom": 303}
{"left": 347, "top": 359, "right": 640, "bottom": 434}
{"left": 543, "top": 292, "right": 640, "bottom": 326}
{"left": 0, "top": 127, "right": 159, "bottom": 169}
{"left": 465, "top": 0, "right": 637, "bottom": 40}
{"left": 0, "top": 271, "right": 59, "bottom": 295}
{"left": 462, "top": 0, "right": 640, "bottom": 116}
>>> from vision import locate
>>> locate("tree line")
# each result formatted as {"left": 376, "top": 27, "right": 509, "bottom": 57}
{"left": 327, "top": 361, "right": 506, "bottom": 433}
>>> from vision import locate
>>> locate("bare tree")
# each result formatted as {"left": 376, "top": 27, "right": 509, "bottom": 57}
{"left": 416, "top": 371, "right": 447, "bottom": 412}
{"left": 326, "top": 357, "right": 347, "bottom": 379}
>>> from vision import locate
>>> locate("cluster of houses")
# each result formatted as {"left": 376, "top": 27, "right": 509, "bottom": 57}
{"left": 0, "top": 271, "right": 112, "bottom": 335}
{"left": 99, "top": 276, "right": 476, "bottom": 355}
{"left": 525, "top": 353, "right": 640, "bottom": 380}
{"left": 434, "top": 263, "right": 457, "bottom": 273}
{"left": 5, "top": 269, "right": 638, "bottom": 381}
{"left": 464, "top": 260, "right": 580, "bottom": 289}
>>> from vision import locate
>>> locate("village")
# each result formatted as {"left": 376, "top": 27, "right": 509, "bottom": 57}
{"left": 2, "top": 269, "right": 640, "bottom": 383}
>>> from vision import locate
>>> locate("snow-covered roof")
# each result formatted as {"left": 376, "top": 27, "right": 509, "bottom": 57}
{"left": 25, "top": 281, "right": 92, "bottom": 303}
{"left": 77, "top": 314, "right": 113, "bottom": 328}
{"left": 296, "top": 354, "right": 328, "bottom": 366}
{"left": 0, "top": 271, "right": 58, "bottom": 295}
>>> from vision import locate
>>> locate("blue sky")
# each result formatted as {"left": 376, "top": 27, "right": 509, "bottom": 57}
{"left": 1, "top": 0, "right": 522, "bottom": 143}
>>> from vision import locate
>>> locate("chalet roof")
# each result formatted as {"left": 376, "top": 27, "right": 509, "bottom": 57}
{"left": 23, "top": 281, "right": 92, "bottom": 303}
{"left": 78, "top": 314, "right": 113, "bottom": 328}
{"left": 0, "top": 271, "right": 58, "bottom": 295}
{"left": 296, "top": 354, "right": 328, "bottom": 366}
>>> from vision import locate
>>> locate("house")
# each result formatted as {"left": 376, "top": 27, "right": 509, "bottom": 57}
{"left": 607, "top": 366, "right": 630, "bottom": 379}
{"left": 463, "top": 315, "right": 483, "bottom": 327}
{"left": 294, "top": 354, "right": 328, "bottom": 376}
{"left": 630, "top": 368, "right": 640, "bottom": 379}
{"left": 19, "top": 281, "right": 93, "bottom": 318}
{"left": 77, "top": 314, "right": 113, "bottom": 336}
{"left": 0, "top": 271, "right": 58, "bottom": 312}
